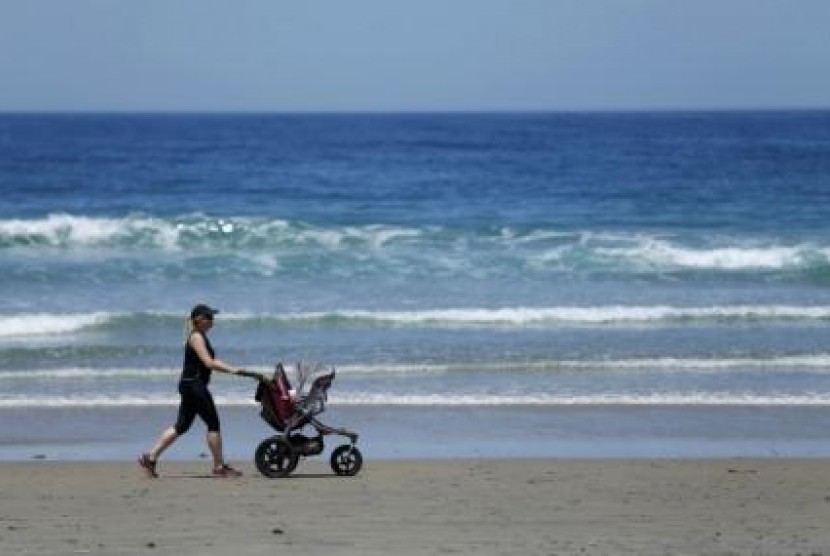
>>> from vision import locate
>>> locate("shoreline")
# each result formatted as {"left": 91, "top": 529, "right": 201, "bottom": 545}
{"left": 3, "top": 458, "right": 830, "bottom": 555}
{"left": 5, "top": 404, "right": 830, "bottom": 462}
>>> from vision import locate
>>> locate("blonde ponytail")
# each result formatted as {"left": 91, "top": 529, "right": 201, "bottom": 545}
{"left": 183, "top": 316, "right": 195, "bottom": 346}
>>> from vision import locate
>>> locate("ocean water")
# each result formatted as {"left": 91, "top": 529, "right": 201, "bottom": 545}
{"left": 3, "top": 111, "right": 830, "bottom": 461}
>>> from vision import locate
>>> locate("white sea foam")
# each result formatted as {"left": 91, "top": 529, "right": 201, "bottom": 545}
{"left": 553, "top": 355, "right": 830, "bottom": 370}
{"left": 4, "top": 215, "right": 830, "bottom": 278}
{"left": 0, "top": 395, "right": 185, "bottom": 408}
{"left": 338, "top": 355, "right": 830, "bottom": 375}
{"left": 332, "top": 393, "right": 830, "bottom": 407}
{"left": 0, "top": 213, "right": 178, "bottom": 249}
{"left": 0, "top": 313, "right": 113, "bottom": 337}
{"left": 4, "top": 304, "right": 830, "bottom": 339}
{"left": 287, "top": 223, "right": 423, "bottom": 251}
{"left": 598, "top": 238, "right": 825, "bottom": 271}
{"left": 0, "top": 368, "right": 177, "bottom": 380}
{"left": 2, "top": 356, "right": 830, "bottom": 383}
{"left": 0, "top": 214, "right": 121, "bottom": 244}
{"left": 509, "top": 229, "right": 577, "bottom": 245}
{"left": 284, "top": 305, "right": 830, "bottom": 325}
{"left": 3, "top": 392, "right": 830, "bottom": 408}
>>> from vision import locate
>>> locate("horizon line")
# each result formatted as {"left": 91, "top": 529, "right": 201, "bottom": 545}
{"left": 1, "top": 106, "right": 829, "bottom": 116}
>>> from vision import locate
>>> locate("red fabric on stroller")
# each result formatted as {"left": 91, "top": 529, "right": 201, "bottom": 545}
{"left": 255, "top": 366, "right": 295, "bottom": 431}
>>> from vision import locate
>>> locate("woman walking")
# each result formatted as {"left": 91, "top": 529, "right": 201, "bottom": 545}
{"left": 139, "top": 304, "right": 247, "bottom": 478}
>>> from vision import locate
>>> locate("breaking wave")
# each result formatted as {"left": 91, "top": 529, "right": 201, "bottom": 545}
{"left": 0, "top": 213, "right": 424, "bottom": 252}
{"left": 279, "top": 306, "right": 830, "bottom": 326}
{"left": 2, "top": 214, "right": 830, "bottom": 280}
{"left": 4, "top": 305, "right": 830, "bottom": 338}
{"left": 0, "top": 312, "right": 114, "bottom": 337}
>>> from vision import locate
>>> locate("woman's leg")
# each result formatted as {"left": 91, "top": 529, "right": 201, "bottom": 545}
{"left": 139, "top": 424, "right": 180, "bottom": 477}
{"left": 206, "top": 430, "right": 223, "bottom": 469}
{"left": 191, "top": 385, "right": 226, "bottom": 470}
{"left": 148, "top": 426, "right": 179, "bottom": 461}
{"left": 148, "top": 387, "right": 197, "bottom": 462}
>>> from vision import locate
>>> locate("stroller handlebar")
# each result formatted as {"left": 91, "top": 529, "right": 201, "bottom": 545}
{"left": 237, "top": 370, "right": 268, "bottom": 381}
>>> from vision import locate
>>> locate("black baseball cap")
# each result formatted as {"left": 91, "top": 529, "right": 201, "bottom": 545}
{"left": 190, "top": 304, "right": 220, "bottom": 319}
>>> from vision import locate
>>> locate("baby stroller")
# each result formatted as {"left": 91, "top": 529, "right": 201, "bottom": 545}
{"left": 250, "top": 362, "right": 362, "bottom": 478}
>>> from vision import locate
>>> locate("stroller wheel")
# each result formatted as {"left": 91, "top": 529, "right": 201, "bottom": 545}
{"left": 255, "top": 437, "right": 298, "bottom": 478}
{"left": 330, "top": 444, "right": 363, "bottom": 476}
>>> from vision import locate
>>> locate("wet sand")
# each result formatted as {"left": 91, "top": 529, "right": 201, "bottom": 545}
{"left": 2, "top": 458, "right": 830, "bottom": 555}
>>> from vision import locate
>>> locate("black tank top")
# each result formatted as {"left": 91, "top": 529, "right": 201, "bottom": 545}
{"left": 181, "top": 331, "right": 215, "bottom": 385}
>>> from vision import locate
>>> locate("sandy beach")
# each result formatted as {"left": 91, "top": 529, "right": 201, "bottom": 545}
{"left": 1, "top": 458, "right": 830, "bottom": 555}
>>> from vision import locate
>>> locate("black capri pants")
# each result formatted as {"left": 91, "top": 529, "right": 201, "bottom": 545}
{"left": 174, "top": 380, "right": 221, "bottom": 434}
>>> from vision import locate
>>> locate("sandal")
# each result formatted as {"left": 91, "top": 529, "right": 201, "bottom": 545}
{"left": 213, "top": 464, "right": 243, "bottom": 478}
{"left": 138, "top": 453, "right": 158, "bottom": 478}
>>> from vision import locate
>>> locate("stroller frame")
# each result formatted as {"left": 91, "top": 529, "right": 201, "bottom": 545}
{"left": 251, "top": 362, "right": 362, "bottom": 478}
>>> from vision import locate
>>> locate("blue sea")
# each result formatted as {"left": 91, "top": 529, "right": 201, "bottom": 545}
{"left": 3, "top": 111, "right": 830, "bottom": 462}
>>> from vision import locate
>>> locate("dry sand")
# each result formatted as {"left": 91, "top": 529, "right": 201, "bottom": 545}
{"left": 1, "top": 458, "right": 830, "bottom": 555}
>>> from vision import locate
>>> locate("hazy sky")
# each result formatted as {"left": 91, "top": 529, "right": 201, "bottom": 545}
{"left": 1, "top": 0, "right": 828, "bottom": 111}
